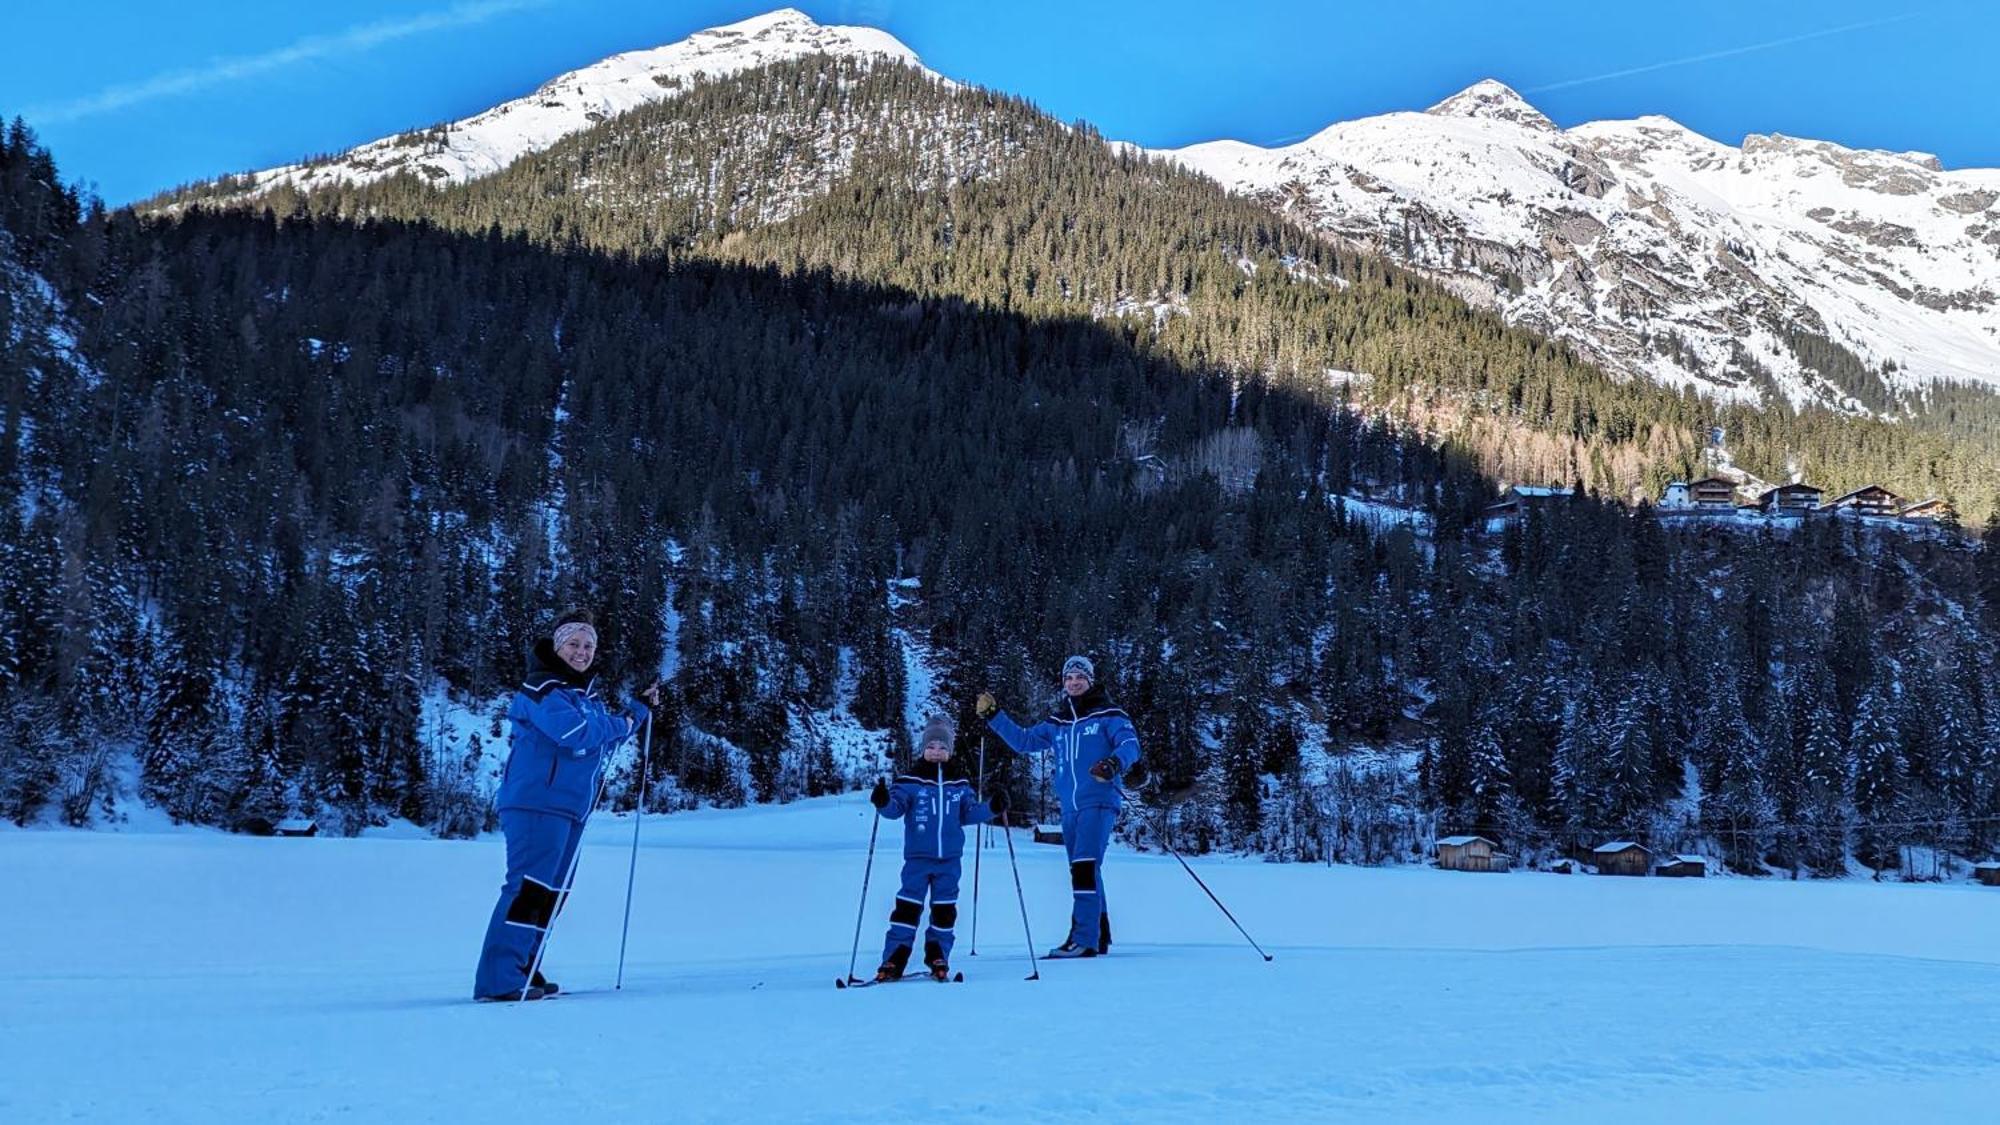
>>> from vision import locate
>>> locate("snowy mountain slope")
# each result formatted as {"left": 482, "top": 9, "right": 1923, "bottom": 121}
{"left": 1167, "top": 80, "right": 2000, "bottom": 412}
{"left": 189, "top": 13, "right": 1998, "bottom": 421}
{"left": 236, "top": 9, "right": 931, "bottom": 196}
{"left": 8, "top": 796, "right": 2000, "bottom": 1122}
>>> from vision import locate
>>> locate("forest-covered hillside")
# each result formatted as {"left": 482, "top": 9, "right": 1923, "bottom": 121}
{"left": 8, "top": 82, "right": 2000, "bottom": 876}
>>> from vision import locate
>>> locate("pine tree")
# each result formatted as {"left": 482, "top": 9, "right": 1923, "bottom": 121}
{"left": 1850, "top": 681, "right": 1904, "bottom": 872}
{"left": 1699, "top": 675, "right": 1768, "bottom": 873}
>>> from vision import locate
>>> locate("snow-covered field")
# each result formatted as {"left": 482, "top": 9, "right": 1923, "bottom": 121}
{"left": 7, "top": 797, "right": 1999, "bottom": 1123}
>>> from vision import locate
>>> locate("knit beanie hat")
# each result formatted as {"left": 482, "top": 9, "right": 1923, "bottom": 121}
{"left": 918, "top": 714, "right": 956, "bottom": 751}
{"left": 1060, "top": 655, "right": 1095, "bottom": 683}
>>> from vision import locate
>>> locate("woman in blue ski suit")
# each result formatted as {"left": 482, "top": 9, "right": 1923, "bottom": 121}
{"left": 977, "top": 655, "right": 1140, "bottom": 958}
{"left": 868, "top": 714, "right": 1002, "bottom": 981}
{"left": 473, "top": 610, "right": 655, "bottom": 1002}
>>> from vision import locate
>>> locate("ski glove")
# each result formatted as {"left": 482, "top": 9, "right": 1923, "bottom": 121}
{"left": 974, "top": 692, "right": 998, "bottom": 720}
{"left": 1090, "top": 756, "right": 1122, "bottom": 782}
{"left": 986, "top": 788, "right": 1009, "bottom": 816}
{"left": 870, "top": 779, "right": 890, "bottom": 809}
{"left": 627, "top": 700, "right": 652, "bottom": 734}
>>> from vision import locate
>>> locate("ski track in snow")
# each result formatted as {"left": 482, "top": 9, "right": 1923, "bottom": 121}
{"left": 6, "top": 796, "right": 1999, "bottom": 1122}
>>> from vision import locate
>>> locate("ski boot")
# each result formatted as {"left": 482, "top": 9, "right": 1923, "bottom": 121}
{"left": 477, "top": 984, "right": 546, "bottom": 1002}
{"left": 875, "top": 945, "right": 912, "bottom": 983}
{"left": 531, "top": 970, "right": 560, "bottom": 996}
{"left": 1045, "top": 942, "right": 1097, "bottom": 959}
{"left": 925, "top": 941, "right": 951, "bottom": 982}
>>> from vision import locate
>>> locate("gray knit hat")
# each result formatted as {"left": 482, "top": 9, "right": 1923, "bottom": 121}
{"left": 1060, "top": 655, "right": 1095, "bottom": 683}
{"left": 918, "top": 713, "right": 956, "bottom": 750}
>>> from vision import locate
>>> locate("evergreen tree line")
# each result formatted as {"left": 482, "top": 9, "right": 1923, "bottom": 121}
{"left": 9, "top": 119, "right": 2000, "bottom": 879}
{"left": 156, "top": 55, "right": 2000, "bottom": 523}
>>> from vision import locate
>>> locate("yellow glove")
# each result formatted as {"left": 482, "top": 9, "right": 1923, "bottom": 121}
{"left": 975, "top": 692, "right": 998, "bottom": 719}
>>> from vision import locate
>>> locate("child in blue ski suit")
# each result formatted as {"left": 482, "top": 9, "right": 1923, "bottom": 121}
{"left": 473, "top": 610, "right": 654, "bottom": 1002}
{"left": 869, "top": 714, "right": 1003, "bottom": 981}
{"left": 978, "top": 655, "right": 1140, "bottom": 958}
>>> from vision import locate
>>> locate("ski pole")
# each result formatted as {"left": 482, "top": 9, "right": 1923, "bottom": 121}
{"left": 1160, "top": 808, "right": 1273, "bottom": 962}
{"left": 972, "top": 736, "right": 988, "bottom": 952}
{"left": 615, "top": 713, "right": 653, "bottom": 990}
{"left": 1001, "top": 814, "right": 1041, "bottom": 981}
{"left": 842, "top": 788, "right": 884, "bottom": 986}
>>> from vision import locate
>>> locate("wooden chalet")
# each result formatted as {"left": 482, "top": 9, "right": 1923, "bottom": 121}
{"left": 1482, "top": 485, "right": 1572, "bottom": 533}
{"left": 1975, "top": 862, "right": 2000, "bottom": 888}
{"left": 1826, "top": 485, "right": 1904, "bottom": 517}
{"left": 1900, "top": 497, "right": 1956, "bottom": 522}
{"left": 1655, "top": 854, "right": 1707, "bottom": 878}
{"left": 1436, "top": 835, "right": 1511, "bottom": 873}
{"left": 273, "top": 818, "right": 319, "bottom": 838}
{"left": 1688, "top": 477, "right": 1738, "bottom": 510}
{"left": 1591, "top": 841, "right": 1655, "bottom": 877}
{"left": 1755, "top": 483, "right": 1823, "bottom": 515}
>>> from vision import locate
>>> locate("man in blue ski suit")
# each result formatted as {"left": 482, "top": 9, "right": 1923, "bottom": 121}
{"left": 869, "top": 714, "right": 1002, "bottom": 981}
{"left": 473, "top": 611, "right": 652, "bottom": 1002}
{"left": 978, "top": 655, "right": 1140, "bottom": 958}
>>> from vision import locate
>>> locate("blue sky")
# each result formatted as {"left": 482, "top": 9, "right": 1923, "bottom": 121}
{"left": 4, "top": 1, "right": 1988, "bottom": 205}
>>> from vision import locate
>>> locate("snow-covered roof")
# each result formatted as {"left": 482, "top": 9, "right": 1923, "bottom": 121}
{"left": 1593, "top": 841, "right": 1651, "bottom": 854}
{"left": 274, "top": 818, "right": 317, "bottom": 833}
{"left": 1666, "top": 854, "right": 1706, "bottom": 865}
{"left": 1437, "top": 835, "right": 1495, "bottom": 847}
{"left": 1974, "top": 861, "right": 2000, "bottom": 871}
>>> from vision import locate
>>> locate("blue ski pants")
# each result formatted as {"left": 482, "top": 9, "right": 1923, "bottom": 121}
{"left": 882, "top": 856, "right": 963, "bottom": 966}
{"left": 1063, "top": 806, "right": 1116, "bottom": 949}
{"left": 474, "top": 809, "right": 586, "bottom": 998}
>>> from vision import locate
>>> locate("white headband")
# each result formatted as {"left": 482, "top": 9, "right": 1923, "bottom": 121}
{"left": 553, "top": 622, "right": 598, "bottom": 651}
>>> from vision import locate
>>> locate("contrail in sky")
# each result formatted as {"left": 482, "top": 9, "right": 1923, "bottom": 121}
{"left": 1525, "top": 12, "right": 1923, "bottom": 93}
{"left": 26, "top": 0, "right": 550, "bottom": 124}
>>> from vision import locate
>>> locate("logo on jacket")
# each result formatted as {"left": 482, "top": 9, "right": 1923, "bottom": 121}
{"left": 1085, "top": 723, "right": 1100, "bottom": 735}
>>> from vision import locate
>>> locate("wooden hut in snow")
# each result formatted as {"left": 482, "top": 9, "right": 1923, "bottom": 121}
{"left": 1436, "top": 836, "right": 1511, "bottom": 873}
{"left": 1592, "top": 841, "right": 1654, "bottom": 876}
{"left": 1655, "top": 854, "right": 1707, "bottom": 878}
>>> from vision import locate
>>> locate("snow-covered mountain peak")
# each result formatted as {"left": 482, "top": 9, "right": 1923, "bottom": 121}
{"left": 223, "top": 7, "right": 929, "bottom": 196}
{"left": 1162, "top": 90, "right": 2000, "bottom": 410}
{"left": 1425, "top": 80, "right": 1555, "bottom": 132}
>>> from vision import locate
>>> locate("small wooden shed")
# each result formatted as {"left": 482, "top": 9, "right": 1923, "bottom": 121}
{"left": 1974, "top": 862, "right": 2000, "bottom": 887}
{"left": 1436, "top": 835, "right": 1511, "bottom": 873}
{"left": 1592, "top": 841, "right": 1655, "bottom": 876}
{"left": 1655, "top": 854, "right": 1707, "bottom": 878}
{"left": 273, "top": 818, "right": 319, "bottom": 838}
{"left": 1033, "top": 823, "right": 1064, "bottom": 846}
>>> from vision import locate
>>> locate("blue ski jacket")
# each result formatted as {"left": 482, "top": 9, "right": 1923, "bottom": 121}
{"left": 986, "top": 686, "right": 1141, "bottom": 815}
{"left": 878, "top": 765, "right": 996, "bottom": 860}
{"left": 497, "top": 640, "right": 641, "bottom": 822}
